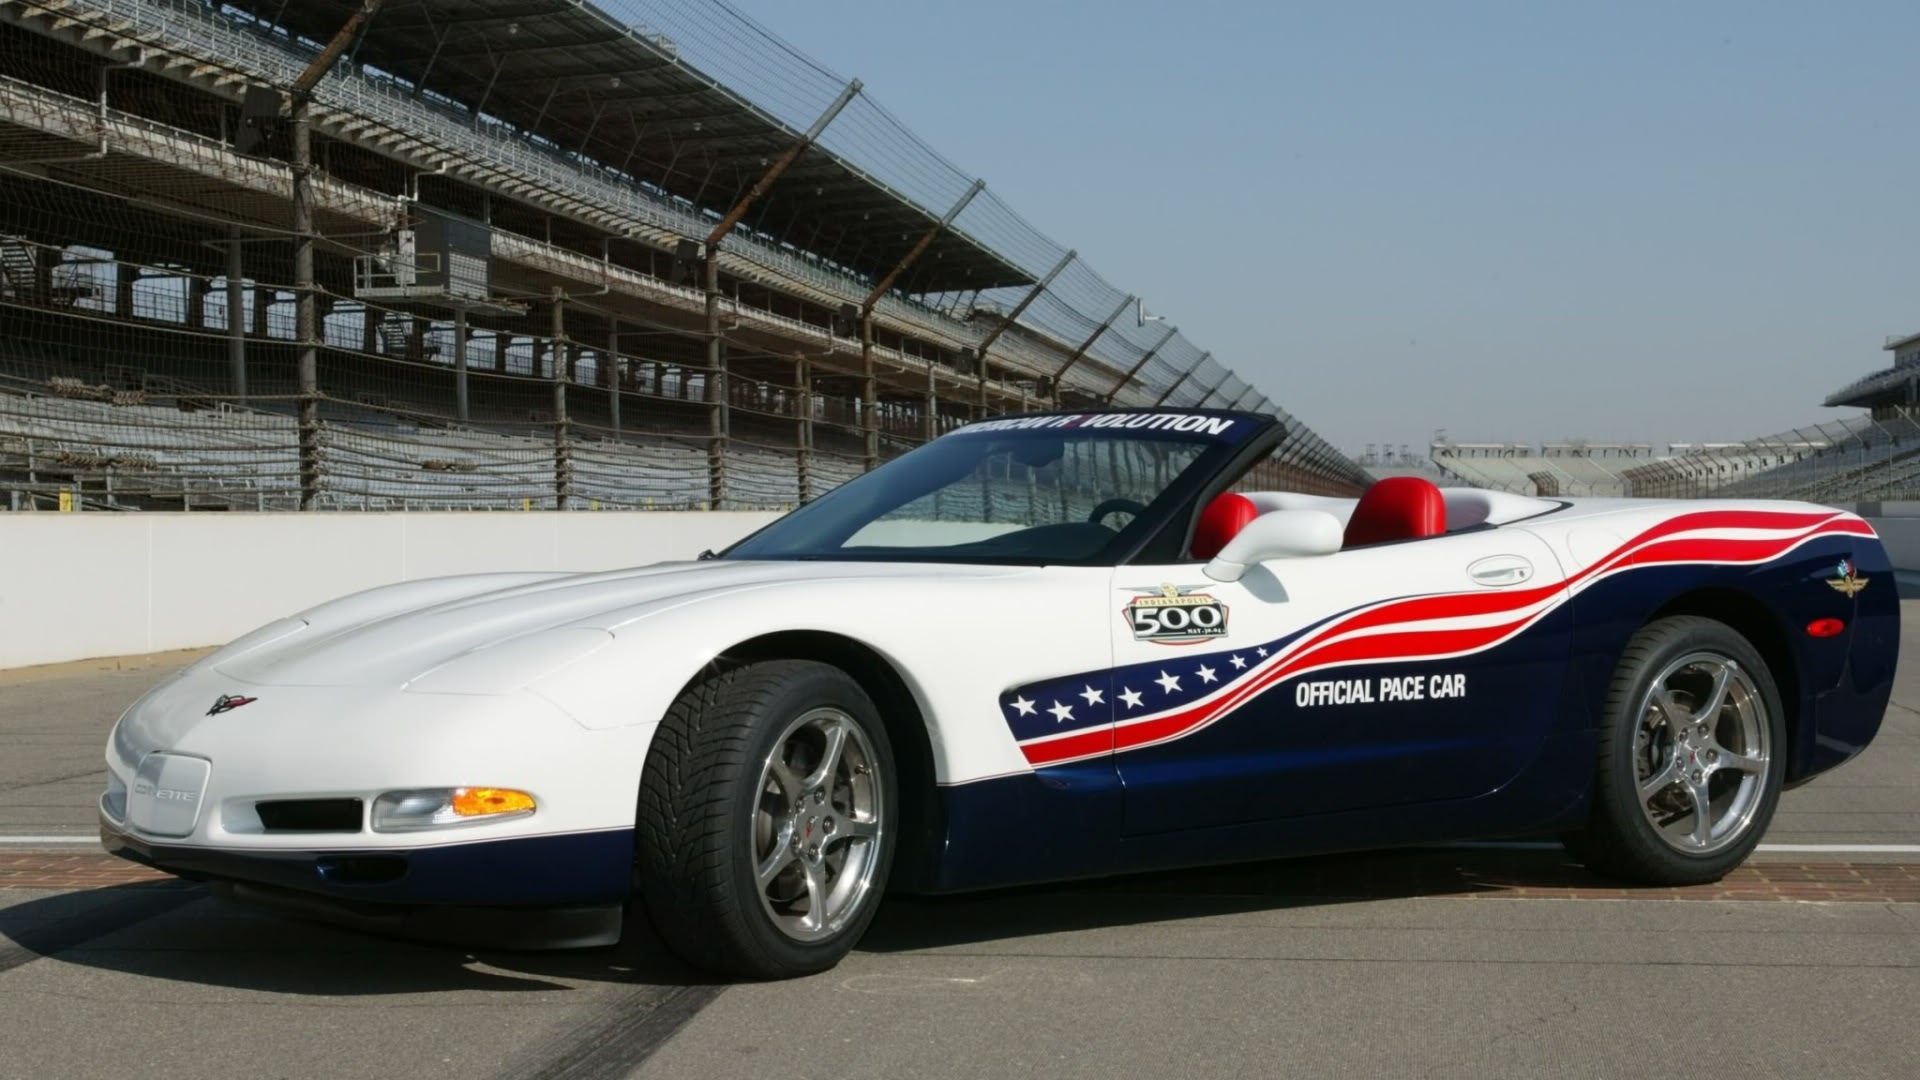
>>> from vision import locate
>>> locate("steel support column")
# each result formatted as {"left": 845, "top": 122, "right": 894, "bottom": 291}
{"left": 1193, "top": 371, "right": 1234, "bottom": 408}
{"left": 606, "top": 321, "right": 621, "bottom": 435}
{"left": 1103, "top": 324, "right": 1178, "bottom": 404}
{"left": 972, "top": 249, "right": 1074, "bottom": 415}
{"left": 861, "top": 180, "right": 986, "bottom": 468}
{"left": 550, "top": 288, "right": 571, "bottom": 508}
{"left": 226, "top": 225, "right": 246, "bottom": 401}
{"left": 1151, "top": 352, "right": 1210, "bottom": 407}
{"left": 796, "top": 353, "right": 812, "bottom": 502}
{"left": 704, "top": 80, "right": 861, "bottom": 250}
{"left": 860, "top": 311, "right": 878, "bottom": 469}
{"left": 291, "top": 99, "right": 320, "bottom": 509}
{"left": 923, "top": 353, "right": 938, "bottom": 442}
{"left": 704, "top": 254, "right": 726, "bottom": 507}
{"left": 287, "top": 0, "right": 383, "bottom": 509}
{"left": 453, "top": 307, "right": 469, "bottom": 421}
{"left": 1051, "top": 292, "right": 1134, "bottom": 396}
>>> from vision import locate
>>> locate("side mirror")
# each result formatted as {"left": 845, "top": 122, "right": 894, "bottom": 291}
{"left": 1203, "top": 509, "right": 1343, "bottom": 582}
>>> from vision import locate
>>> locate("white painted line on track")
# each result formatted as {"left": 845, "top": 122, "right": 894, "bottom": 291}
{"left": 2, "top": 836, "right": 1914, "bottom": 854}
{"left": 1439, "top": 840, "right": 1920, "bottom": 855}
{"left": 1755, "top": 843, "right": 1920, "bottom": 854}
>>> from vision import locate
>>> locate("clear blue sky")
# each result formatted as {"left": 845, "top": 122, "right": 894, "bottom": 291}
{"left": 728, "top": 0, "right": 1918, "bottom": 455}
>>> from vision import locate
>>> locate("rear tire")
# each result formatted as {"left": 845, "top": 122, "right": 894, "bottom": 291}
{"left": 635, "top": 660, "right": 896, "bottom": 979}
{"left": 1564, "top": 616, "right": 1786, "bottom": 885}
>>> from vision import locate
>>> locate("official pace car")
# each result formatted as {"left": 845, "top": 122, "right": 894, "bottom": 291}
{"left": 101, "top": 408, "right": 1897, "bottom": 978}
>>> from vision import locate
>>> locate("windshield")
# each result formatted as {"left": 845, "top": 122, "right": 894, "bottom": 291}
{"left": 723, "top": 411, "right": 1259, "bottom": 564}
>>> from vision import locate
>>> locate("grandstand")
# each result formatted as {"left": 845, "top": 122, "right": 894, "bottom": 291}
{"left": 1425, "top": 332, "right": 1920, "bottom": 504}
{"left": 1621, "top": 333, "right": 1920, "bottom": 502}
{"left": 0, "top": 0, "right": 1368, "bottom": 513}
{"left": 1428, "top": 441, "right": 1653, "bottom": 497}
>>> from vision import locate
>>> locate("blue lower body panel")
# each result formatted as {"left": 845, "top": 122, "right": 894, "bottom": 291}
{"left": 101, "top": 819, "right": 635, "bottom": 947}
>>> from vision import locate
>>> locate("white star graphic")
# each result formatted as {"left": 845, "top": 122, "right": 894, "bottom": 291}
{"left": 1196, "top": 664, "right": 1218, "bottom": 684}
{"left": 1155, "top": 670, "right": 1182, "bottom": 694}
{"left": 1256, "top": 647, "right": 1270, "bottom": 657}
{"left": 1048, "top": 700, "right": 1075, "bottom": 724}
{"left": 1079, "top": 685, "right": 1105, "bottom": 707}
{"left": 1119, "top": 686, "right": 1144, "bottom": 709}
{"left": 1229, "top": 654, "right": 1247, "bottom": 670}
{"left": 1010, "top": 695, "right": 1037, "bottom": 717}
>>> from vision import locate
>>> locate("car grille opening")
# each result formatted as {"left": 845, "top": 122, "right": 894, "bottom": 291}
{"left": 255, "top": 798, "right": 364, "bottom": 833}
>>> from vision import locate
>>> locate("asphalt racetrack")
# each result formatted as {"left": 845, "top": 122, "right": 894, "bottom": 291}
{"left": 2, "top": 609, "right": 1917, "bottom": 1079}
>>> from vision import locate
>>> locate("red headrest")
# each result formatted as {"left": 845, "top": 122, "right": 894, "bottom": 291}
{"left": 1343, "top": 477, "right": 1446, "bottom": 548}
{"left": 1192, "top": 492, "right": 1260, "bottom": 559}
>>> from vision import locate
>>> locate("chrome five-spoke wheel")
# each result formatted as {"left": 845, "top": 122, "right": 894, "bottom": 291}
{"left": 1569, "top": 615, "right": 1786, "bottom": 885}
{"left": 1631, "top": 652, "right": 1770, "bottom": 855}
{"left": 753, "top": 707, "right": 885, "bottom": 942}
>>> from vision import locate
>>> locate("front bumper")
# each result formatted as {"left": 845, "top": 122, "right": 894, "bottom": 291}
{"left": 102, "top": 818, "right": 635, "bottom": 949}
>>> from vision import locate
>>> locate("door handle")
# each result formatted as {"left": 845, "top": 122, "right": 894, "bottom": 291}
{"left": 1468, "top": 555, "right": 1534, "bottom": 587}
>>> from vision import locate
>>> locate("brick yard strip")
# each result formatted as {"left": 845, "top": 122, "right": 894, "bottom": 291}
{"left": 2, "top": 851, "right": 1916, "bottom": 901}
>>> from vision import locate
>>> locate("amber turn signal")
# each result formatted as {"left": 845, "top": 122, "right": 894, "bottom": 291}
{"left": 1806, "top": 617, "right": 1846, "bottom": 639}
{"left": 451, "top": 787, "right": 538, "bottom": 817}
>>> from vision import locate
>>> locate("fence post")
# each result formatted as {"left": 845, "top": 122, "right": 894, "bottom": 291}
{"left": 550, "top": 288, "right": 572, "bottom": 509}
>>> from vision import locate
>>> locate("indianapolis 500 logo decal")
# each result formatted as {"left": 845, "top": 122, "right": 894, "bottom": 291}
{"left": 1123, "top": 583, "right": 1229, "bottom": 645}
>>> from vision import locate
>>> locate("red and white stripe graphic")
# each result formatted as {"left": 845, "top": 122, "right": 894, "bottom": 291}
{"left": 1020, "top": 509, "right": 1872, "bottom": 768}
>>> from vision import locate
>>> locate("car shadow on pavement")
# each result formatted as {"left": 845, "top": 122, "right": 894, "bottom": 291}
{"left": 3, "top": 847, "right": 1606, "bottom": 990}
{"left": 860, "top": 846, "right": 1609, "bottom": 954}
{"left": 0, "top": 881, "right": 718, "bottom": 996}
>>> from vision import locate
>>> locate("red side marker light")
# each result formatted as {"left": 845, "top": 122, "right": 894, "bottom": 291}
{"left": 1806, "top": 617, "right": 1846, "bottom": 639}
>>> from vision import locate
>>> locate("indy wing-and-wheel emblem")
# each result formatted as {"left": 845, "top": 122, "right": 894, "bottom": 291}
{"left": 1826, "top": 559, "right": 1869, "bottom": 598}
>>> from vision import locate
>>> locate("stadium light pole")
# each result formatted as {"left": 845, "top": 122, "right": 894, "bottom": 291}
{"left": 970, "top": 249, "right": 1075, "bottom": 416}
{"left": 1050, "top": 292, "right": 1134, "bottom": 398}
{"left": 1103, "top": 324, "right": 1178, "bottom": 405}
{"left": 859, "top": 179, "right": 985, "bottom": 470}
{"left": 1152, "top": 352, "right": 1210, "bottom": 407}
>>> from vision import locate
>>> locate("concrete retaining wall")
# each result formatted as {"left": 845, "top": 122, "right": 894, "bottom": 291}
{"left": 0, "top": 512, "right": 778, "bottom": 669}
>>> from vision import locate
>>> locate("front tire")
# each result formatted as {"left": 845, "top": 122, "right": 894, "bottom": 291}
{"left": 635, "top": 660, "right": 895, "bottom": 979}
{"left": 1565, "top": 616, "right": 1786, "bottom": 885}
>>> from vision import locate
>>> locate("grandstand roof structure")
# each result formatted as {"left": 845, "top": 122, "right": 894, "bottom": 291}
{"left": 0, "top": 0, "right": 1370, "bottom": 511}
{"left": 235, "top": 0, "right": 1034, "bottom": 294}
{"left": 1825, "top": 331, "right": 1920, "bottom": 411}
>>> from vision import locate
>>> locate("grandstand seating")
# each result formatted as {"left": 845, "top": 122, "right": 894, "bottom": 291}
{"left": 0, "top": 386, "right": 815, "bottom": 511}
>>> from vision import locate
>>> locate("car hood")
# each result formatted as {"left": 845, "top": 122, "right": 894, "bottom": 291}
{"left": 213, "top": 559, "right": 1033, "bottom": 689}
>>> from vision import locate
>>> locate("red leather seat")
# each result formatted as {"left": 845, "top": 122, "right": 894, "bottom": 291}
{"left": 1191, "top": 492, "right": 1259, "bottom": 559}
{"left": 1343, "top": 477, "right": 1446, "bottom": 548}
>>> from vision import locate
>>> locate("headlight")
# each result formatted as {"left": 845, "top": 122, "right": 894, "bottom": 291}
{"left": 370, "top": 787, "right": 537, "bottom": 832}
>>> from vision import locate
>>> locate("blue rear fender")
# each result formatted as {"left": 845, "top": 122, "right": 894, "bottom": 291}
{"left": 1563, "top": 533, "right": 1893, "bottom": 788}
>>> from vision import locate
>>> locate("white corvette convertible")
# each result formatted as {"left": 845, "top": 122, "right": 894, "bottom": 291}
{"left": 102, "top": 408, "right": 1896, "bottom": 978}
